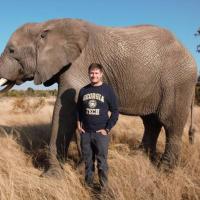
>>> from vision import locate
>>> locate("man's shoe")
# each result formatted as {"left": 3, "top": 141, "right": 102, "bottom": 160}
{"left": 99, "top": 182, "right": 108, "bottom": 193}
{"left": 99, "top": 179, "right": 108, "bottom": 188}
{"left": 99, "top": 171, "right": 108, "bottom": 188}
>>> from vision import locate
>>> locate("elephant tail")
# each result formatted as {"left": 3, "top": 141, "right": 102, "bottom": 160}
{"left": 188, "top": 96, "right": 195, "bottom": 144}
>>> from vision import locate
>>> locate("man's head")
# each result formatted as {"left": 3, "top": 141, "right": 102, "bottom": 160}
{"left": 88, "top": 63, "right": 103, "bottom": 85}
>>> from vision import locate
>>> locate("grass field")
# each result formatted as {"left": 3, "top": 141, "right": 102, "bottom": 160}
{"left": 0, "top": 97, "right": 199, "bottom": 200}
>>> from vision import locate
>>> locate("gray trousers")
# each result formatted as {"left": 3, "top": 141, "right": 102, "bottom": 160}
{"left": 81, "top": 131, "right": 109, "bottom": 185}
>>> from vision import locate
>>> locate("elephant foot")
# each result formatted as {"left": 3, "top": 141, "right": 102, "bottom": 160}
{"left": 137, "top": 143, "right": 148, "bottom": 153}
{"left": 157, "top": 156, "right": 175, "bottom": 172}
{"left": 150, "top": 153, "right": 159, "bottom": 165}
{"left": 77, "top": 156, "right": 84, "bottom": 165}
{"left": 40, "top": 165, "right": 64, "bottom": 179}
{"left": 75, "top": 157, "right": 85, "bottom": 172}
{"left": 138, "top": 144, "right": 161, "bottom": 167}
{"left": 158, "top": 162, "right": 172, "bottom": 173}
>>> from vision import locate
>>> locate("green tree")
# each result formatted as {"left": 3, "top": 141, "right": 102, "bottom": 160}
{"left": 195, "top": 28, "right": 200, "bottom": 52}
{"left": 26, "top": 87, "right": 35, "bottom": 96}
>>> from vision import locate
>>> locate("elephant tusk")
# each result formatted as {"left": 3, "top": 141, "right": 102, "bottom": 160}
{"left": 0, "top": 78, "right": 8, "bottom": 86}
{"left": 0, "top": 81, "right": 15, "bottom": 94}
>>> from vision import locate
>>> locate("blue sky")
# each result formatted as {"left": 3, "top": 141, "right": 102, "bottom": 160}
{"left": 0, "top": 0, "right": 200, "bottom": 90}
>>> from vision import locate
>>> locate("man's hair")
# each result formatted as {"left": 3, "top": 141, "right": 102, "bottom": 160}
{"left": 88, "top": 63, "right": 103, "bottom": 72}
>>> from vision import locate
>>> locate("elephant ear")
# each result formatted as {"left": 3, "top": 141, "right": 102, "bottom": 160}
{"left": 34, "top": 21, "right": 89, "bottom": 85}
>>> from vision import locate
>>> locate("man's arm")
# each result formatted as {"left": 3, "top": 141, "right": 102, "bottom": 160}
{"left": 77, "top": 120, "right": 85, "bottom": 133}
{"left": 76, "top": 89, "right": 85, "bottom": 133}
{"left": 105, "top": 86, "right": 119, "bottom": 133}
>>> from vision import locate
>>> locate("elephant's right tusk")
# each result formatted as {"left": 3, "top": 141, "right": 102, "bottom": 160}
{"left": 0, "top": 81, "right": 15, "bottom": 94}
{"left": 0, "top": 78, "right": 8, "bottom": 86}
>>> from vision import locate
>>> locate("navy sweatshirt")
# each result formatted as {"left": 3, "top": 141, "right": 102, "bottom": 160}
{"left": 77, "top": 83, "right": 119, "bottom": 132}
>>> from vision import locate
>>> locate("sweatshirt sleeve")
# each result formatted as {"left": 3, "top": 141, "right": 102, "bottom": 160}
{"left": 105, "top": 86, "right": 119, "bottom": 131}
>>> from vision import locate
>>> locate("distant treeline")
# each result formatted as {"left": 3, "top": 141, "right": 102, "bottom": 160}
{"left": 1, "top": 86, "right": 200, "bottom": 105}
{"left": 196, "top": 83, "right": 200, "bottom": 105}
{"left": 2, "top": 88, "right": 57, "bottom": 97}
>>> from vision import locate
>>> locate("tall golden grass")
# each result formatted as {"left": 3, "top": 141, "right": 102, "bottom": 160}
{"left": 0, "top": 97, "right": 199, "bottom": 200}
{"left": 11, "top": 97, "right": 46, "bottom": 113}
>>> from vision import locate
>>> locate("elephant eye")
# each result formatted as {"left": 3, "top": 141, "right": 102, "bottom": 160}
{"left": 40, "top": 30, "right": 49, "bottom": 39}
{"left": 9, "top": 47, "right": 15, "bottom": 54}
{"left": 40, "top": 33, "right": 45, "bottom": 39}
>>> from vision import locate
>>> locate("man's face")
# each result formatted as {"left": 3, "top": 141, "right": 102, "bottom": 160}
{"left": 89, "top": 68, "right": 103, "bottom": 84}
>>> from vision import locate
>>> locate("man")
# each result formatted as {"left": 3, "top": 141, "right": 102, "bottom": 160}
{"left": 77, "top": 63, "right": 119, "bottom": 188}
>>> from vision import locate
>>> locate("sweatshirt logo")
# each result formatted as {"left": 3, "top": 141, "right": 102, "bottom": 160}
{"left": 88, "top": 100, "right": 97, "bottom": 108}
{"left": 83, "top": 93, "right": 104, "bottom": 116}
{"left": 83, "top": 93, "right": 104, "bottom": 102}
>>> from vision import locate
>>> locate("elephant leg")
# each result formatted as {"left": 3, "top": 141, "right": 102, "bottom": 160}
{"left": 42, "top": 130, "right": 75, "bottom": 178}
{"left": 41, "top": 143, "right": 64, "bottom": 178}
{"left": 140, "top": 116, "right": 150, "bottom": 153}
{"left": 56, "top": 88, "right": 77, "bottom": 161}
{"left": 159, "top": 125, "right": 183, "bottom": 170}
{"left": 42, "top": 88, "right": 77, "bottom": 178}
{"left": 160, "top": 114, "right": 187, "bottom": 169}
{"left": 140, "top": 114, "right": 162, "bottom": 162}
{"left": 158, "top": 86, "right": 193, "bottom": 170}
{"left": 56, "top": 127, "right": 74, "bottom": 162}
{"left": 75, "top": 128, "right": 84, "bottom": 164}
{"left": 149, "top": 122, "right": 162, "bottom": 163}
{"left": 41, "top": 107, "right": 63, "bottom": 178}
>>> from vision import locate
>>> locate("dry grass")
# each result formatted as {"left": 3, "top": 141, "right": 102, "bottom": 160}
{"left": 0, "top": 97, "right": 200, "bottom": 200}
{"left": 11, "top": 97, "right": 46, "bottom": 113}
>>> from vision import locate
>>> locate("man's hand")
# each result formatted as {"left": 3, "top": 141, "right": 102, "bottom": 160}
{"left": 77, "top": 121, "right": 85, "bottom": 134}
{"left": 96, "top": 129, "right": 108, "bottom": 135}
{"left": 77, "top": 126, "right": 85, "bottom": 134}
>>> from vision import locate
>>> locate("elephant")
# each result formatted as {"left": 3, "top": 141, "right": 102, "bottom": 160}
{"left": 0, "top": 18, "right": 197, "bottom": 176}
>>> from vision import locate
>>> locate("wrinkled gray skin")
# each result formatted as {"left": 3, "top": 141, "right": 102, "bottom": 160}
{"left": 0, "top": 19, "right": 197, "bottom": 176}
